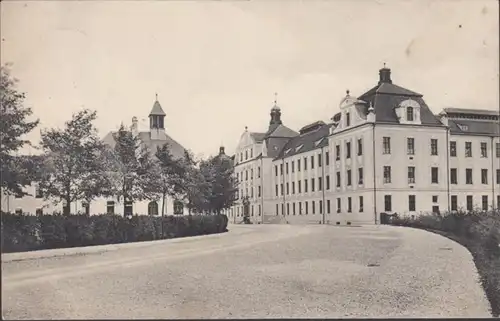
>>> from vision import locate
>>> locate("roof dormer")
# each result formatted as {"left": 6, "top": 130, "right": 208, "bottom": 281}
{"left": 395, "top": 98, "right": 422, "bottom": 125}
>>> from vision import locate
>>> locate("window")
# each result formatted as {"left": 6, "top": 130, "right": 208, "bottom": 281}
{"left": 327, "top": 200, "right": 331, "bottom": 214}
{"left": 357, "top": 139, "right": 363, "bottom": 156}
{"left": 251, "top": 169, "right": 254, "bottom": 179}
{"left": 465, "top": 142, "right": 472, "bottom": 157}
{"left": 347, "top": 170, "right": 352, "bottom": 186}
{"left": 346, "top": 142, "right": 351, "bottom": 159}
{"left": 250, "top": 149, "right": 253, "bottom": 158}
{"left": 36, "top": 208, "right": 43, "bottom": 216}
{"left": 106, "top": 201, "right": 115, "bottom": 214}
{"left": 359, "top": 196, "right": 364, "bottom": 212}
{"left": 451, "top": 195, "right": 458, "bottom": 211}
{"left": 275, "top": 185, "right": 278, "bottom": 196}
{"left": 430, "top": 139, "right": 438, "bottom": 156}
{"left": 281, "top": 204, "right": 284, "bottom": 215}
{"left": 293, "top": 202, "right": 296, "bottom": 215}
{"left": 259, "top": 205, "right": 261, "bottom": 216}
{"left": 347, "top": 197, "right": 352, "bottom": 213}
{"left": 305, "top": 201, "right": 309, "bottom": 214}
{"left": 299, "top": 202, "right": 302, "bottom": 215}
{"left": 319, "top": 200, "right": 323, "bottom": 214}
{"left": 286, "top": 183, "right": 289, "bottom": 195}
{"left": 450, "top": 168, "right": 458, "bottom": 184}
{"left": 311, "top": 178, "right": 315, "bottom": 192}
{"left": 311, "top": 156, "right": 315, "bottom": 169}
{"left": 337, "top": 198, "right": 341, "bottom": 213}
{"left": 326, "top": 175, "right": 330, "bottom": 190}
{"left": 431, "top": 167, "right": 439, "bottom": 184}
{"left": 258, "top": 167, "right": 261, "bottom": 178}
{"left": 481, "top": 169, "right": 488, "bottom": 184}
{"left": 407, "top": 138, "right": 415, "bottom": 155}
{"left": 408, "top": 166, "right": 415, "bottom": 184}
{"left": 481, "top": 142, "right": 488, "bottom": 158}
{"left": 304, "top": 157, "right": 308, "bottom": 170}
{"left": 336, "top": 172, "right": 341, "bottom": 187}
{"left": 298, "top": 159, "right": 301, "bottom": 171}
{"left": 406, "top": 107, "right": 414, "bottom": 121}
{"left": 280, "top": 164, "right": 283, "bottom": 175}
{"left": 358, "top": 168, "right": 364, "bottom": 184}
{"left": 496, "top": 143, "right": 500, "bottom": 158}
{"left": 497, "top": 169, "right": 500, "bottom": 184}
{"left": 312, "top": 201, "right": 316, "bottom": 214}
{"left": 318, "top": 177, "right": 323, "bottom": 191}
{"left": 482, "top": 195, "right": 488, "bottom": 211}
{"left": 82, "top": 202, "right": 90, "bottom": 216}
{"left": 275, "top": 165, "right": 278, "bottom": 176}
{"left": 432, "top": 206, "right": 440, "bottom": 214}
{"left": 384, "top": 195, "right": 392, "bottom": 212}
{"left": 245, "top": 170, "right": 248, "bottom": 181}
{"left": 325, "top": 152, "right": 330, "bottom": 166}
{"left": 466, "top": 195, "right": 473, "bottom": 211}
{"left": 292, "top": 182, "right": 295, "bottom": 194}
{"left": 287, "top": 203, "right": 290, "bottom": 215}
{"left": 286, "top": 163, "right": 289, "bottom": 174}
{"left": 432, "top": 195, "right": 438, "bottom": 203}
{"left": 383, "top": 166, "right": 391, "bottom": 183}
{"left": 304, "top": 179, "right": 308, "bottom": 193}
{"left": 245, "top": 150, "right": 248, "bottom": 160}
{"left": 450, "top": 141, "right": 457, "bottom": 157}
{"left": 318, "top": 154, "right": 322, "bottom": 167}
{"left": 298, "top": 180, "right": 302, "bottom": 193}
{"left": 258, "top": 186, "right": 261, "bottom": 197}
{"left": 383, "top": 137, "right": 391, "bottom": 154}
{"left": 335, "top": 145, "right": 340, "bottom": 160}
{"left": 148, "top": 201, "right": 159, "bottom": 216}
{"left": 409, "top": 195, "right": 416, "bottom": 211}
{"left": 466, "top": 168, "right": 473, "bottom": 184}
{"left": 346, "top": 112, "right": 351, "bottom": 126}
{"left": 280, "top": 183, "right": 284, "bottom": 195}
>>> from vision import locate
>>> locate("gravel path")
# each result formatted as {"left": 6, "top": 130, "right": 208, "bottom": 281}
{"left": 1, "top": 224, "right": 491, "bottom": 319}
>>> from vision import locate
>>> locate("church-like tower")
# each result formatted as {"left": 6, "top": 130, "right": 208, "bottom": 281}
{"left": 269, "top": 93, "right": 282, "bottom": 126}
{"left": 149, "top": 94, "right": 166, "bottom": 140}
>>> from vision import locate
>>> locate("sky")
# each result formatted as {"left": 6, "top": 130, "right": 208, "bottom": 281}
{"left": 1, "top": 0, "right": 499, "bottom": 159}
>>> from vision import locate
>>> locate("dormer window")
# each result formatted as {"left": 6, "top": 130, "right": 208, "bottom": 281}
{"left": 346, "top": 112, "right": 351, "bottom": 126}
{"left": 406, "top": 107, "right": 414, "bottom": 121}
{"left": 315, "top": 138, "right": 324, "bottom": 147}
{"left": 457, "top": 124, "right": 469, "bottom": 131}
{"left": 295, "top": 144, "right": 303, "bottom": 152}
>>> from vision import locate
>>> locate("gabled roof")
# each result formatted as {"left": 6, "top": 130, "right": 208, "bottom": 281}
{"left": 274, "top": 122, "right": 331, "bottom": 160}
{"left": 149, "top": 100, "right": 166, "bottom": 116}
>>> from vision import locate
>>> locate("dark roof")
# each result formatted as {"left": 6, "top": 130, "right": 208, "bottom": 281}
{"left": 358, "top": 78, "right": 442, "bottom": 126}
{"left": 250, "top": 132, "right": 266, "bottom": 143}
{"left": 149, "top": 100, "right": 166, "bottom": 116}
{"left": 443, "top": 108, "right": 499, "bottom": 117}
{"left": 448, "top": 119, "right": 499, "bottom": 136}
{"left": 275, "top": 122, "right": 331, "bottom": 160}
{"left": 299, "top": 121, "right": 326, "bottom": 134}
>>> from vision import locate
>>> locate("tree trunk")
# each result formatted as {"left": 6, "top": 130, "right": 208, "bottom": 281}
{"left": 161, "top": 192, "right": 166, "bottom": 217}
{"left": 64, "top": 193, "right": 71, "bottom": 216}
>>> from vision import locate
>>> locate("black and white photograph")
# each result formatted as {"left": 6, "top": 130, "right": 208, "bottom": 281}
{"left": 1, "top": 0, "right": 499, "bottom": 319}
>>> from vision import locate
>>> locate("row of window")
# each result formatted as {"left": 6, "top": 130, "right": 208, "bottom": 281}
{"left": 238, "top": 148, "right": 254, "bottom": 163}
{"left": 236, "top": 185, "right": 261, "bottom": 200}
{"left": 229, "top": 204, "right": 262, "bottom": 217}
{"left": 382, "top": 194, "right": 500, "bottom": 213}
{"left": 385, "top": 167, "right": 500, "bottom": 185}
{"left": 274, "top": 196, "right": 364, "bottom": 215}
{"left": 236, "top": 166, "right": 261, "bottom": 182}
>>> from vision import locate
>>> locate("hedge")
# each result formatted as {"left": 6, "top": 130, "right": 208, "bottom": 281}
{"left": 390, "top": 210, "right": 500, "bottom": 317}
{"left": 1, "top": 212, "right": 229, "bottom": 253}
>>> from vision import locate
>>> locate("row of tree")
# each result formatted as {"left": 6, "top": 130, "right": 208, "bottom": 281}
{"left": 0, "top": 64, "right": 237, "bottom": 216}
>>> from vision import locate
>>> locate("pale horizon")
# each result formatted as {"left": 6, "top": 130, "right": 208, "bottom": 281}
{"left": 1, "top": 0, "right": 499, "bottom": 158}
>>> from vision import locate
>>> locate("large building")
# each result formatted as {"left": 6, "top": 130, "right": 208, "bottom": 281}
{"left": 227, "top": 66, "right": 500, "bottom": 225}
{"left": 1, "top": 96, "right": 189, "bottom": 216}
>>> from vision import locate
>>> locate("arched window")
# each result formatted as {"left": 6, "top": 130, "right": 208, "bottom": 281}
{"left": 148, "top": 201, "right": 159, "bottom": 216}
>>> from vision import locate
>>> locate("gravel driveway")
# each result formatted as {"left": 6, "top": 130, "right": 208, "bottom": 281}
{"left": 1, "top": 224, "right": 491, "bottom": 319}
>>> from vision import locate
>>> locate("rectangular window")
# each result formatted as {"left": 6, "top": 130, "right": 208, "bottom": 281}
{"left": 287, "top": 203, "right": 290, "bottom": 215}
{"left": 298, "top": 180, "right": 302, "bottom": 193}
{"left": 346, "top": 142, "right": 351, "bottom": 159}
{"left": 465, "top": 142, "right": 472, "bottom": 157}
{"left": 286, "top": 183, "right": 289, "bottom": 195}
{"left": 292, "top": 182, "right": 295, "bottom": 194}
{"left": 466, "top": 195, "right": 473, "bottom": 211}
{"left": 450, "top": 168, "right": 458, "bottom": 184}
{"left": 280, "top": 164, "right": 283, "bottom": 175}
{"left": 327, "top": 199, "right": 331, "bottom": 214}
{"left": 481, "top": 142, "right": 488, "bottom": 158}
{"left": 274, "top": 165, "right": 278, "bottom": 176}
{"left": 384, "top": 195, "right": 392, "bottom": 212}
{"left": 319, "top": 200, "right": 323, "bottom": 214}
{"left": 451, "top": 195, "right": 458, "bottom": 211}
{"left": 337, "top": 198, "right": 341, "bottom": 213}
{"left": 312, "top": 201, "right": 316, "bottom": 214}
{"left": 347, "top": 170, "right": 352, "bottom": 186}
{"left": 281, "top": 183, "right": 284, "bottom": 195}
{"left": 482, "top": 195, "right": 488, "bottom": 211}
{"left": 326, "top": 175, "right": 330, "bottom": 190}
{"left": 357, "top": 138, "right": 363, "bottom": 156}
{"left": 297, "top": 159, "right": 301, "bottom": 172}
{"left": 311, "top": 178, "right": 315, "bottom": 192}
{"left": 318, "top": 154, "right": 322, "bottom": 167}
{"left": 383, "top": 137, "right": 391, "bottom": 154}
{"left": 430, "top": 139, "right": 438, "bottom": 156}
{"left": 346, "top": 112, "right": 351, "bottom": 126}
{"left": 481, "top": 169, "right": 488, "bottom": 184}
{"left": 304, "top": 157, "right": 308, "bottom": 170}
{"left": 496, "top": 143, "right": 500, "bottom": 158}
{"left": 408, "top": 166, "right": 415, "bottom": 184}
{"left": 383, "top": 166, "right": 391, "bottom": 183}
{"left": 259, "top": 205, "right": 261, "bottom": 216}
{"left": 336, "top": 145, "right": 340, "bottom": 160}
{"left": 258, "top": 167, "right": 261, "bottom": 178}
{"left": 258, "top": 186, "right": 261, "bottom": 197}
{"left": 409, "top": 195, "right": 416, "bottom": 211}
{"left": 318, "top": 177, "right": 323, "bottom": 191}
{"left": 466, "top": 168, "right": 473, "bottom": 184}
{"left": 304, "top": 179, "right": 308, "bottom": 193}
{"left": 359, "top": 196, "right": 364, "bottom": 212}
{"left": 286, "top": 163, "right": 289, "bottom": 174}
{"left": 450, "top": 141, "right": 457, "bottom": 157}
{"left": 336, "top": 172, "right": 341, "bottom": 187}
{"left": 325, "top": 151, "right": 330, "bottom": 166}
{"left": 497, "top": 169, "right": 500, "bottom": 184}
{"left": 305, "top": 201, "right": 309, "bottom": 215}
{"left": 245, "top": 170, "right": 248, "bottom": 181}
{"left": 407, "top": 107, "right": 414, "bottom": 121}
{"left": 407, "top": 138, "right": 415, "bottom": 155}
{"left": 275, "top": 185, "right": 278, "bottom": 196}
{"left": 299, "top": 202, "right": 302, "bottom": 215}
{"left": 106, "top": 201, "right": 115, "bottom": 214}
{"left": 358, "top": 168, "right": 364, "bottom": 184}
{"left": 281, "top": 203, "right": 284, "bottom": 215}
{"left": 431, "top": 167, "right": 439, "bottom": 184}
{"left": 293, "top": 202, "right": 296, "bottom": 215}
{"left": 347, "top": 197, "right": 352, "bottom": 213}
{"left": 311, "top": 155, "right": 315, "bottom": 169}
{"left": 291, "top": 161, "right": 295, "bottom": 173}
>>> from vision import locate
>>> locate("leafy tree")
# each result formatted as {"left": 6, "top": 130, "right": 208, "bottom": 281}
{"left": 178, "top": 150, "right": 210, "bottom": 215}
{"left": 155, "top": 143, "right": 186, "bottom": 216}
{"left": 106, "top": 124, "right": 157, "bottom": 214}
{"left": 38, "top": 109, "right": 110, "bottom": 215}
{"left": 201, "top": 154, "right": 237, "bottom": 214}
{"left": 0, "top": 64, "right": 39, "bottom": 196}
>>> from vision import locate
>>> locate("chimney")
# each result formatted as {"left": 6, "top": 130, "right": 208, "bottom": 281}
{"left": 378, "top": 65, "right": 392, "bottom": 85}
{"left": 131, "top": 116, "right": 139, "bottom": 136}
{"left": 219, "top": 146, "right": 225, "bottom": 155}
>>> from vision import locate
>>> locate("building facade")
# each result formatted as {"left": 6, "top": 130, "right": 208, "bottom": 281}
{"left": 2, "top": 97, "right": 189, "bottom": 216}
{"left": 227, "top": 66, "right": 500, "bottom": 225}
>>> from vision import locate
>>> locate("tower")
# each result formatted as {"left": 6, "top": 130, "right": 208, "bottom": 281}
{"left": 149, "top": 93, "right": 166, "bottom": 140}
{"left": 269, "top": 92, "right": 282, "bottom": 126}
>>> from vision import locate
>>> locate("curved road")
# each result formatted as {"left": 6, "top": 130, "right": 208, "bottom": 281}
{"left": 1, "top": 224, "right": 491, "bottom": 319}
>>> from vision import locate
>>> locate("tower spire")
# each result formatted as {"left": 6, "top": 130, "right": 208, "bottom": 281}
{"left": 155, "top": 92, "right": 158, "bottom": 101}
{"left": 274, "top": 92, "right": 278, "bottom": 106}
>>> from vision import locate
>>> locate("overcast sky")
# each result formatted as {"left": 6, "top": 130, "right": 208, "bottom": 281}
{"left": 2, "top": 0, "right": 498, "bottom": 158}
